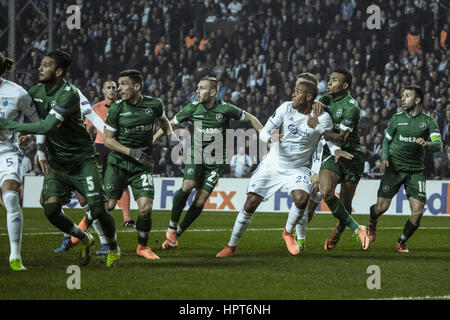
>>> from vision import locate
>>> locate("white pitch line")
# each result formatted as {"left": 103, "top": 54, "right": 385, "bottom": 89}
{"left": 0, "top": 226, "right": 449, "bottom": 237}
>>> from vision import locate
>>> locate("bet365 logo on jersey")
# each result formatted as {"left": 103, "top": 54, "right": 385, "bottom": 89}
{"left": 399, "top": 134, "right": 418, "bottom": 143}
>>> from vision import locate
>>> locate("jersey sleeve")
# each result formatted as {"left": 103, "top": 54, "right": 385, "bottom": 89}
{"left": 173, "top": 102, "right": 196, "bottom": 125}
{"left": 155, "top": 98, "right": 165, "bottom": 119}
{"left": 259, "top": 102, "right": 287, "bottom": 143}
{"left": 339, "top": 104, "right": 359, "bottom": 132}
{"left": 104, "top": 103, "right": 120, "bottom": 132}
{"left": 428, "top": 118, "right": 441, "bottom": 140}
{"left": 18, "top": 90, "right": 41, "bottom": 123}
{"left": 384, "top": 115, "right": 397, "bottom": 141}
{"left": 227, "top": 102, "right": 245, "bottom": 121}
{"left": 49, "top": 89, "right": 80, "bottom": 122}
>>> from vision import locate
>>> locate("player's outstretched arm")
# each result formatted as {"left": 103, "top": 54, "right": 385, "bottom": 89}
{"left": 153, "top": 118, "right": 177, "bottom": 144}
{"left": 417, "top": 136, "right": 442, "bottom": 153}
{"left": 242, "top": 111, "right": 263, "bottom": 132}
{"left": 156, "top": 116, "right": 179, "bottom": 147}
{"left": 307, "top": 115, "right": 350, "bottom": 146}
{"left": 0, "top": 114, "right": 59, "bottom": 134}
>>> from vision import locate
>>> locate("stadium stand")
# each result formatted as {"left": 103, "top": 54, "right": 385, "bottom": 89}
{"left": 1, "top": 0, "right": 449, "bottom": 178}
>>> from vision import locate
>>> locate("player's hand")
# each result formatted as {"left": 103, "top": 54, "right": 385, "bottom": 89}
{"left": 311, "top": 173, "right": 320, "bottom": 190}
{"left": 34, "top": 153, "right": 51, "bottom": 174}
{"left": 380, "top": 159, "right": 389, "bottom": 173}
{"left": 19, "top": 134, "right": 35, "bottom": 151}
{"left": 334, "top": 150, "right": 353, "bottom": 163}
{"left": 269, "top": 132, "right": 283, "bottom": 144}
{"left": 129, "top": 146, "right": 152, "bottom": 165}
{"left": 312, "top": 101, "right": 324, "bottom": 116}
{"left": 415, "top": 138, "right": 427, "bottom": 148}
{"left": 307, "top": 115, "right": 319, "bottom": 129}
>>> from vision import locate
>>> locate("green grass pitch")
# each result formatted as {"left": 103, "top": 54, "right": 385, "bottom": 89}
{"left": 0, "top": 208, "right": 449, "bottom": 300}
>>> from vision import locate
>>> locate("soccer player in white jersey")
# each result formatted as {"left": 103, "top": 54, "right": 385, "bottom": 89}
{"left": 294, "top": 136, "right": 324, "bottom": 249}
{"left": 0, "top": 53, "right": 43, "bottom": 270}
{"left": 216, "top": 78, "right": 352, "bottom": 257}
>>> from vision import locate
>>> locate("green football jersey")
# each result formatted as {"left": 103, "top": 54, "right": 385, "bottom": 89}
{"left": 105, "top": 95, "right": 164, "bottom": 162}
{"left": 174, "top": 98, "right": 244, "bottom": 165}
{"left": 320, "top": 92, "right": 362, "bottom": 154}
{"left": 384, "top": 111, "right": 441, "bottom": 171}
{"left": 28, "top": 81, "right": 96, "bottom": 169}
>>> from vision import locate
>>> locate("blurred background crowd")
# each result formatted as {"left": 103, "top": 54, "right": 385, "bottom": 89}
{"left": 1, "top": 0, "right": 449, "bottom": 179}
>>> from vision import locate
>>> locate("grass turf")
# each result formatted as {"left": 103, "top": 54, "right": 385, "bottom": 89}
{"left": 0, "top": 208, "right": 449, "bottom": 300}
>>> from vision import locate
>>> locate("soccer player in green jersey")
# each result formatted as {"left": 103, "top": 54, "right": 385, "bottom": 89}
{"left": 367, "top": 85, "right": 442, "bottom": 252}
{"left": 153, "top": 76, "right": 263, "bottom": 250}
{"left": 0, "top": 50, "right": 121, "bottom": 267}
{"left": 307, "top": 68, "right": 370, "bottom": 251}
{"left": 103, "top": 69, "right": 177, "bottom": 260}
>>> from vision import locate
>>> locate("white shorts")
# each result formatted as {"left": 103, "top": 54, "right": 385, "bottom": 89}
{"left": 0, "top": 152, "right": 23, "bottom": 186}
{"left": 247, "top": 160, "right": 312, "bottom": 201}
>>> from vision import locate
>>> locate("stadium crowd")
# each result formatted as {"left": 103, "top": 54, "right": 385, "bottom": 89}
{"left": 2, "top": 0, "right": 449, "bottom": 179}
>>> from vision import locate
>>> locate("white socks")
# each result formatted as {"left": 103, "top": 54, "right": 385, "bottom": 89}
{"left": 3, "top": 191, "right": 23, "bottom": 261}
{"left": 228, "top": 209, "right": 254, "bottom": 247}
{"left": 295, "top": 213, "right": 309, "bottom": 240}
{"left": 82, "top": 204, "right": 107, "bottom": 245}
{"left": 285, "top": 204, "right": 305, "bottom": 234}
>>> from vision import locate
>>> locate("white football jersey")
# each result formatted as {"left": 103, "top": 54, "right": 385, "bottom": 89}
{"left": 263, "top": 101, "right": 333, "bottom": 169}
{"left": 0, "top": 78, "right": 41, "bottom": 154}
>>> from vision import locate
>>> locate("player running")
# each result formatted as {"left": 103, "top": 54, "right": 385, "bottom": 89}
{"left": 216, "top": 78, "right": 352, "bottom": 257}
{"left": 103, "top": 69, "right": 177, "bottom": 260}
{"left": 0, "top": 49, "right": 121, "bottom": 267}
{"left": 307, "top": 68, "right": 370, "bottom": 251}
{"left": 0, "top": 52, "right": 45, "bottom": 270}
{"left": 366, "top": 85, "right": 442, "bottom": 252}
{"left": 153, "top": 76, "right": 263, "bottom": 250}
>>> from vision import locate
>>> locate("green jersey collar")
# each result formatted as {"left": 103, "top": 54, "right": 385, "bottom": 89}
{"left": 202, "top": 97, "right": 220, "bottom": 111}
{"left": 331, "top": 92, "right": 349, "bottom": 103}
{"left": 45, "top": 79, "right": 67, "bottom": 96}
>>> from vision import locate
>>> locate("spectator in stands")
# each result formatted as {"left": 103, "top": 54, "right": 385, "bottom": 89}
{"left": 230, "top": 147, "right": 253, "bottom": 178}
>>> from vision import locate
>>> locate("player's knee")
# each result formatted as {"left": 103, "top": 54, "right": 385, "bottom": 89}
{"left": 43, "top": 202, "right": 62, "bottom": 220}
{"left": 138, "top": 203, "right": 152, "bottom": 216}
{"left": 244, "top": 196, "right": 260, "bottom": 213}
{"left": 106, "top": 200, "right": 116, "bottom": 212}
{"left": 293, "top": 198, "right": 307, "bottom": 210}
{"left": 320, "top": 188, "right": 334, "bottom": 201}
{"left": 2, "top": 190, "right": 21, "bottom": 214}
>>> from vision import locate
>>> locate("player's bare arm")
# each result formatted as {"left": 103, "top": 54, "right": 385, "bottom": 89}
{"left": 153, "top": 118, "right": 177, "bottom": 144}
{"left": 242, "top": 111, "right": 263, "bottom": 132}
{"left": 307, "top": 115, "right": 350, "bottom": 146}
{"left": 156, "top": 116, "right": 179, "bottom": 147}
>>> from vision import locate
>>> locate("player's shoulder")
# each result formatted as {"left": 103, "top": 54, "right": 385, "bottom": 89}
{"left": 420, "top": 111, "right": 437, "bottom": 122}
{"left": 28, "top": 83, "right": 43, "bottom": 97}
{"left": 141, "top": 95, "right": 163, "bottom": 106}
{"left": 344, "top": 95, "right": 359, "bottom": 108}
{"left": 1, "top": 79, "right": 27, "bottom": 95}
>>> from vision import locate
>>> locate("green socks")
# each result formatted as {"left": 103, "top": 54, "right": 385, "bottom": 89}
{"left": 136, "top": 214, "right": 152, "bottom": 246}
{"left": 398, "top": 219, "right": 419, "bottom": 243}
{"left": 369, "top": 204, "right": 378, "bottom": 224}
{"left": 43, "top": 202, "right": 77, "bottom": 234}
{"left": 325, "top": 196, "right": 360, "bottom": 233}
{"left": 170, "top": 189, "right": 190, "bottom": 230}
{"left": 178, "top": 204, "right": 204, "bottom": 237}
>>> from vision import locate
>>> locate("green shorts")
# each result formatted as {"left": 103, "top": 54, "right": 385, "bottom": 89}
{"left": 42, "top": 156, "right": 105, "bottom": 205}
{"left": 320, "top": 151, "right": 364, "bottom": 183}
{"left": 103, "top": 155, "right": 154, "bottom": 200}
{"left": 183, "top": 163, "right": 225, "bottom": 193}
{"left": 377, "top": 165, "right": 426, "bottom": 203}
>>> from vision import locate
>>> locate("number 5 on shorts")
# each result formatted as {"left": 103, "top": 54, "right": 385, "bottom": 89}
{"left": 86, "top": 176, "right": 95, "bottom": 191}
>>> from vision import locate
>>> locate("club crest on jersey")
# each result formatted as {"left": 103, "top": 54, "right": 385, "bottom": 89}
{"left": 382, "top": 185, "right": 390, "bottom": 193}
{"left": 145, "top": 108, "right": 153, "bottom": 116}
{"left": 106, "top": 184, "right": 115, "bottom": 191}
{"left": 216, "top": 113, "right": 223, "bottom": 121}
{"left": 419, "top": 122, "right": 426, "bottom": 130}
{"left": 336, "top": 109, "right": 343, "bottom": 117}
{"left": 187, "top": 168, "right": 194, "bottom": 174}
{"left": 2, "top": 100, "right": 8, "bottom": 107}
